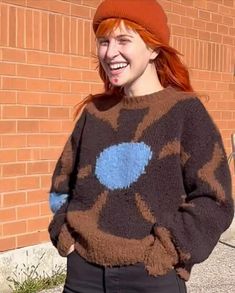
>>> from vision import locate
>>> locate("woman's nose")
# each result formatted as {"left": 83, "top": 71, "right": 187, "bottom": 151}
{"left": 105, "top": 41, "right": 119, "bottom": 60}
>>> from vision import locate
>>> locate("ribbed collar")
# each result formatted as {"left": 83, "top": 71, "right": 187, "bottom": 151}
{"left": 121, "top": 85, "right": 177, "bottom": 108}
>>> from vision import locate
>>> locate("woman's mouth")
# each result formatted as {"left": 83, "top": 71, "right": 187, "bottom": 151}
{"left": 108, "top": 63, "right": 129, "bottom": 76}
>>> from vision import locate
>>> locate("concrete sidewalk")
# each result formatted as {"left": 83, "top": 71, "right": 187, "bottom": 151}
{"left": 40, "top": 239, "right": 235, "bottom": 293}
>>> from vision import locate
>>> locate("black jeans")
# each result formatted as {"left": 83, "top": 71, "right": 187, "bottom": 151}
{"left": 63, "top": 251, "right": 187, "bottom": 293}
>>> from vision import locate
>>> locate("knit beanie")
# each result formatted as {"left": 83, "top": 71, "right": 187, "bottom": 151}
{"left": 93, "top": 0, "right": 170, "bottom": 45}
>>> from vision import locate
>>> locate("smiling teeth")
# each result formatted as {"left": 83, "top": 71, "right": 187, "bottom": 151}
{"left": 109, "top": 63, "right": 128, "bottom": 70}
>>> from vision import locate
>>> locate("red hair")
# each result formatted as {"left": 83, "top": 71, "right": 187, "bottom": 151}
{"left": 74, "top": 18, "right": 196, "bottom": 119}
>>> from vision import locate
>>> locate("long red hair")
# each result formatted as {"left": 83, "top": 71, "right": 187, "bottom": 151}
{"left": 74, "top": 18, "right": 196, "bottom": 119}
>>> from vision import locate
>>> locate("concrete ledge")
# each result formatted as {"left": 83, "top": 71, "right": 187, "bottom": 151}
{"left": 0, "top": 243, "right": 66, "bottom": 293}
{"left": 220, "top": 214, "right": 235, "bottom": 242}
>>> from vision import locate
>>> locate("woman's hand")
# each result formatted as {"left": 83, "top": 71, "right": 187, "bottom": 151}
{"left": 66, "top": 244, "right": 75, "bottom": 256}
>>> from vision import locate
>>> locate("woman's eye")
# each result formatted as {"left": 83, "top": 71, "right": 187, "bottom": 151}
{"left": 98, "top": 40, "right": 109, "bottom": 45}
{"left": 119, "top": 39, "right": 129, "bottom": 43}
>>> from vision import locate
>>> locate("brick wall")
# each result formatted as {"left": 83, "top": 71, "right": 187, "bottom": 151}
{"left": 0, "top": 0, "right": 234, "bottom": 252}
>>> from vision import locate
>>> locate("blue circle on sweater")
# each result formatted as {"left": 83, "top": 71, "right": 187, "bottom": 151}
{"left": 95, "top": 142, "right": 152, "bottom": 190}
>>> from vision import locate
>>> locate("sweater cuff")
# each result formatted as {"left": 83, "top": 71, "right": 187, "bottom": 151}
{"left": 57, "top": 224, "right": 75, "bottom": 257}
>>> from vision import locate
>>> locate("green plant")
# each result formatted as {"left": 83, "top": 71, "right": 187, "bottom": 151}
{"left": 6, "top": 252, "right": 66, "bottom": 293}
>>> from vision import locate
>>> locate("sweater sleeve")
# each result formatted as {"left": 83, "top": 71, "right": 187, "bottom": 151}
{"left": 154, "top": 97, "right": 234, "bottom": 277}
{"left": 48, "top": 109, "right": 86, "bottom": 249}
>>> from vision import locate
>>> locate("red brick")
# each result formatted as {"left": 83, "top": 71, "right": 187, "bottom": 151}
{"left": 63, "top": 16, "right": 70, "bottom": 54}
{"left": 27, "top": 51, "right": 49, "bottom": 65}
{"left": 0, "top": 150, "right": 17, "bottom": 163}
{"left": 210, "top": 33, "right": 222, "bottom": 43}
{"left": 0, "top": 237, "right": 16, "bottom": 252}
{"left": 0, "top": 91, "right": 16, "bottom": 104}
{"left": 78, "top": 19, "right": 85, "bottom": 55}
{"left": 27, "top": 135, "right": 49, "bottom": 147}
{"left": 2, "top": 135, "right": 27, "bottom": 148}
{"left": 0, "top": 178, "right": 17, "bottom": 192}
{"left": 2, "top": 48, "right": 26, "bottom": 62}
{"left": 17, "top": 121, "right": 40, "bottom": 133}
{"left": 17, "top": 92, "right": 41, "bottom": 105}
{"left": 194, "top": 0, "right": 207, "bottom": 9}
{"left": 49, "top": 108, "right": 70, "bottom": 119}
{"left": 17, "top": 205, "right": 40, "bottom": 219}
{"left": 27, "top": 217, "right": 50, "bottom": 232}
{"left": 27, "top": 79, "right": 50, "bottom": 92}
{"left": 71, "top": 56, "right": 90, "bottom": 69}
{"left": 17, "top": 7, "right": 25, "bottom": 48}
{"left": 49, "top": 0, "right": 70, "bottom": 14}
{"left": 17, "top": 232, "right": 40, "bottom": 248}
{"left": 41, "top": 12, "right": 49, "bottom": 51}
{"left": 180, "top": 16, "right": 193, "bottom": 27}
{"left": 27, "top": 190, "right": 49, "bottom": 204}
{"left": 49, "top": 14, "right": 56, "bottom": 52}
{"left": 0, "top": 121, "right": 16, "bottom": 133}
{"left": 206, "top": 2, "right": 219, "bottom": 12}
{"left": 17, "top": 176, "right": 40, "bottom": 190}
{"left": 211, "top": 13, "right": 223, "bottom": 23}
{"left": 2, "top": 77, "right": 27, "bottom": 90}
{"left": 41, "top": 175, "right": 51, "bottom": 189}
{"left": 84, "top": 21, "right": 91, "bottom": 57}
{"left": 49, "top": 53, "right": 70, "bottom": 67}
{"left": 41, "top": 148, "right": 61, "bottom": 160}
{"left": 70, "top": 82, "right": 91, "bottom": 93}
{"left": 3, "top": 221, "right": 27, "bottom": 236}
{"left": 206, "top": 22, "right": 218, "bottom": 33}
{"left": 50, "top": 80, "right": 70, "bottom": 93}
{"left": 40, "top": 202, "right": 51, "bottom": 216}
{"left": 26, "top": 10, "right": 33, "bottom": 49}
{"left": 2, "top": 163, "right": 26, "bottom": 177}
{"left": 55, "top": 15, "right": 63, "bottom": 52}
{"left": 199, "top": 31, "right": 211, "bottom": 41}
{"left": 71, "top": 4, "right": 90, "bottom": 18}
{"left": 2, "top": 0, "right": 26, "bottom": 5}
{"left": 2, "top": 105, "right": 26, "bottom": 118}
{"left": 26, "top": 0, "right": 49, "bottom": 10}
{"left": 40, "top": 93, "right": 62, "bottom": 106}
{"left": 39, "top": 121, "right": 62, "bottom": 132}
{"left": 223, "top": 16, "right": 233, "bottom": 26}
{"left": 71, "top": 18, "right": 77, "bottom": 55}
{"left": 0, "top": 4, "right": 8, "bottom": 46}
{"left": 17, "top": 149, "right": 41, "bottom": 161}
{"left": 40, "top": 66, "right": 61, "bottom": 79}
{"left": 61, "top": 68, "right": 82, "bottom": 81}
{"left": 9, "top": 6, "right": 16, "bottom": 47}
{"left": 3, "top": 191, "right": 26, "bottom": 207}
{"left": 171, "top": 25, "right": 186, "bottom": 36}
{"left": 27, "top": 107, "right": 49, "bottom": 119}
{"left": 0, "top": 63, "right": 16, "bottom": 75}
{"left": 219, "top": 5, "right": 231, "bottom": 15}
{"left": 223, "top": 36, "right": 233, "bottom": 45}
{"left": 199, "top": 10, "right": 211, "bottom": 20}
{"left": 33, "top": 10, "right": 41, "bottom": 50}
{"left": 218, "top": 24, "right": 229, "bottom": 34}
{"left": 17, "top": 64, "right": 40, "bottom": 78}
{"left": 27, "top": 162, "right": 49, "bottom": 174}
{"left": 0, "top": 208, "right": 16, "bottom": 222}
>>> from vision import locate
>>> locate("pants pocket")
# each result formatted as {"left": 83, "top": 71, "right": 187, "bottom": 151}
{"left": 175, "top": 271, "right": 187, "bottom": 293}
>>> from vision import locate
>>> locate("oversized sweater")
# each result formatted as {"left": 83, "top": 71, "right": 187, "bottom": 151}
{"left": 48, "top": 85, "right": 234, "bottom": 281}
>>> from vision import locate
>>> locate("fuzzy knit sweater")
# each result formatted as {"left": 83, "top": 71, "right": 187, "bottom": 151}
{"left": 48, "top": 86, "right": 234, "bottom": 281}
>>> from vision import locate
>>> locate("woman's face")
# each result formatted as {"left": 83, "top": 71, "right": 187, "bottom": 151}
{"left": 97, "top": 20, "right": 158, "bottom": 91}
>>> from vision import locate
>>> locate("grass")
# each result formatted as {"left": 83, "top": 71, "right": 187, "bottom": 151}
{"left": 6, "top": 252, "right": 66, "bottom": 293}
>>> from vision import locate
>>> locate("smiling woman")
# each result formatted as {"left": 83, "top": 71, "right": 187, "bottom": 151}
{"left": 48, "top": 1, "right": 234, "bottom": 293}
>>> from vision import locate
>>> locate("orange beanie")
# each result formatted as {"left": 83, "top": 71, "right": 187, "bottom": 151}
{"left": 93, "top": 0, "right": 170, "bottom": 45}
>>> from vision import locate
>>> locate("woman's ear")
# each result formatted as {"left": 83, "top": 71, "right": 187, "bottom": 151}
{"left": 150, "top": 49, "right": 160, "bottom": 61}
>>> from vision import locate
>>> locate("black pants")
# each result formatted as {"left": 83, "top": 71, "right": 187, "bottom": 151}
{"left": 63, "top": 251, "right": 187, "bottom": 293}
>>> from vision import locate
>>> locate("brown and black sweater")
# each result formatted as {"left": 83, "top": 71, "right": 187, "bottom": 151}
{"left": 48, "top": 86, "right": 234, "bottom": 281}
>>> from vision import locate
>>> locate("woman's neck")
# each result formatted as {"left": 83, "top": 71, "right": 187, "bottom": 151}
{"left": 123, "top": 64, "right": 164, "bottom": 97}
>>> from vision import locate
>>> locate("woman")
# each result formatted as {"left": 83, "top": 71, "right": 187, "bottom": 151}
{"left": 48, "top": 0, "right": 234, "bottom": 292}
